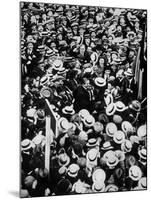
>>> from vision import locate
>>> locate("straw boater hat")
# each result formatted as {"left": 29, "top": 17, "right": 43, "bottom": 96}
{"left": 106, "top": 151, "right": 119, "bottom": 168}
{"left": 57, "top": 68, "right": 67, "bottom": 76}
{"left": 78, "top": 131, "right": 88, "bottom": 142}
{"left": 124, "top": 68, "right": 134, "bottom": 76}
{"left": 127, "top": 31, "right": 136, "bottom": 38}
{"left": 21, "top": 139, "right": 35, "bottom": 152}
{"left": 129, "top": 165, "right": 142, "bottom": 181}
{"left": 130, "top": 135, "right": 140, "bottom": 144}
{"left": 62, "top": 105, "right": 75, "bottom": 115}
{"left": 79, "top": 109, "right": 90, "bottom": 121}
{"left": 90, "top": 52, "right": 98, "bottom": 63}
{"left": 104, "top": 94, "right": 113, "bottom": 106}
{"left": 92, "top": 168, "right": 106, "bottom": 183}
{"left": 94, "top": 77, "right": 106, "bottom": 87}
{"left": 58, "top": 117, "right": 70, "bottom": 133}
{"left": 86, "top": 138, "right": 99, "bottom": 148}
{"left": 58, "top": 153, "right": 70, "bottom": 167}
{"left": 129, "top": 100, "right": 141, "bottom": 112}
{"left": 105, "top": 184, "right": 118, "bottom": 192}
{"left": 103, "top": 150, "right": 115, "bottom": 160}
{"left": 121, "top": 140, "right": 132, "bottom": 153}
{"left": 106, "top": 103, "right": 116, "bottom": 116}
{"left": 93, "top": 122, "right": 104, "bottom": 133}
{"left": 113, "top": 114, "right": 123, "bottom": 124}
{"left": 52, "top": 59, "right": 63, "bottom": 71}
{"left": 138, "top": 148, "right": 147, "bottom": 161}
{"left": 121, "top": 121, "right": 134, "bottom": 134}
{"left": 32, "top": 134, "right": 45, "bottom": 146}
{"left": 40, "top": 76, "right": 50, "bottom": 86}
{"left": 101, "top": 141, "right": 114, "bottom": 151}
{"left": 26, "top": 108, "right": 36, "bottom": 118}
{"left": 137, "top": 124, "right": 147, "bottom": 141}
{"left": 58, "top": 166, "right": 67, "bottom": 176}
{"left": 92, "top": 181, "right": 106, "bottom": 192}
{"left": 113, "top": 131, "right": 125, "bottom": 144}
{"left": 67, "top": 164, "right": 80, "bottom": 178}
{"left": 83, "top": 115, "right": 95, "bottom": 127}
{"left": 86, "top": 148, "right": 98, "bottom": 162}
{"left": 40, "top": 87, "right": 52, "bottom": 98}
{"left": 72, "top": 180, "right": 87, "bottom": 194}
{"left": 115, "top": 101, "right": 127, "bottom": 112}
{"left": 106, "top": 122, "right": 117, "bottom": 137}
{"left": 138, "top": 177, "right": 147, "bottom": 189}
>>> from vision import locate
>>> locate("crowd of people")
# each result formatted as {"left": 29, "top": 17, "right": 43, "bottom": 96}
{"left": 20, "top": 2, "right": 147, "bottom": 198}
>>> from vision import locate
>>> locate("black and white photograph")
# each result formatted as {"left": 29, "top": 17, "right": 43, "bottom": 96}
{"left": 20, "top": 2, "right": 147, "bottom": 198}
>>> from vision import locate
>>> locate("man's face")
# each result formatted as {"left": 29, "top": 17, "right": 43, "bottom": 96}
{"left": 85, "top": 38, "right": 90, "bottom": 46}
{"left": 129, "top": 50, "right": 135, "bottom": 59}
{"left": 27, "top": 43, "right": 34, "bottom": 50}
{"left": 87, "top": 47, "right": 92, "bottom": 54}
{"left": 51, "top": 42, "right": 56, "bottom": 49}
{"left": 117, "top": 26, "right": 122, "bottom": 32}
{"left": 99, "top": 58, "right": 105, "bottom": 65}
{"left": 80, "top": 45, "right": 85, "bottom": 53}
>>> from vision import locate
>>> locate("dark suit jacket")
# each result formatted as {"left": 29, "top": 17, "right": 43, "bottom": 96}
{"left": 73, "top": 85, "right": 92, "bottom": 112}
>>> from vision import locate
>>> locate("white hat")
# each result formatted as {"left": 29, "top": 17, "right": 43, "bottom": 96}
{"left": 79, "top": 109, "right": 90, "bottom": 121}
{"left": 137, "top": 124, "right": 147, "bottom": 140}
{"left": 52, "top": 59, "right": 63, "bottom": 71}
{"left": 72, "top": 180, "right": 87, "bottom": 194}
{"left": 58, "top": 153, "right": 70, "bottom": 167}
{"left": 104, "top": 94, "right": 113, "bottom": 106}
{"left": 26, "top": 108, "right": 36, "bottom": 118}
{"left": 78, "top": 131, "right": 88, "bottom": 142}
{"left": 83, "top": 115, "right": 95, "bottom": 127}
{"left": 106, "top": 103, "right": 116, "bottom": 116}
{"left": 86, "top": 138, "right": 99, "bottom": 148}
{"left": 32, "top": 134, "right": 45, "bottom": 146}
{"left": 92, "top": 181, "right": 105, "bottom": 192}
{"left": 113, "top": 131, "right": 125, "bottom": 144}
{"left": 94, "top": 77, "right": 106, "bottom": 87}
{"left": 86, "top": 148, "right": 98, "bottom": 162}
{"left": 21, "top": 139, "right": 35, "bottom": 151}
{"left": 101, "top": 141, "right": 114, "bottom": 151}
{"left": 40, "top": 87, "right": 52, "bottom": 98}
{"left": 124, "top": 68, "right": 134, "bottom": 76}
{"left": 103, "top": 150, "right": 115, "bottom": 161}
{"left": 130, "top": 135, "right": 140, "bottom": 144}
{"left": 121, "top": 121, "right": 134, "bottom": 134}
{"left": 91, "top": 52, "right": 98, "bottom": 63}
{"left": 121, "top": 140, "right": 132, "bottom": 153}
{"left": 138, "top": 148, "right": 147, "bottom": 160}
{"left": 106, "top": 152, "right": 119, "bottom": 168}
{"left": 129, "top": 165, "right": 142, "bottom": 181}
{"left": 67, "top": 164, "right": 80, "bottom": 177}
{"left": 62, "top": 105, "right": 75, "bottom": 115}
{"left": 58, "top": 117, "right": 70, "bottom": 133}
{"left": 113, "top": 114, "right": 123, "bottom": 124}
{"left": 92, "top": 168, "right": 106, "bottom": 183}
{"left": 138, "top": 177, "right": 147, "bottom": 189}
{"left": 93, "top": 122, "right": 104, "bottom": 133}
{"left": 105, "top": 184, "right": 118, "bottom": 192}
{"left": 115, "top": 101, "right": 126, "bottom": 112}
{"left": 40, "top": 76, "right": 50, "bottom": 86}
{"left": 106, "top": 122, "right": 117, "bottom": 137}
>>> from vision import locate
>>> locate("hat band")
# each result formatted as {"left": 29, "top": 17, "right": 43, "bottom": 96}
{"left": 109, "top": 106, "right": 115, "bottom": 113}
